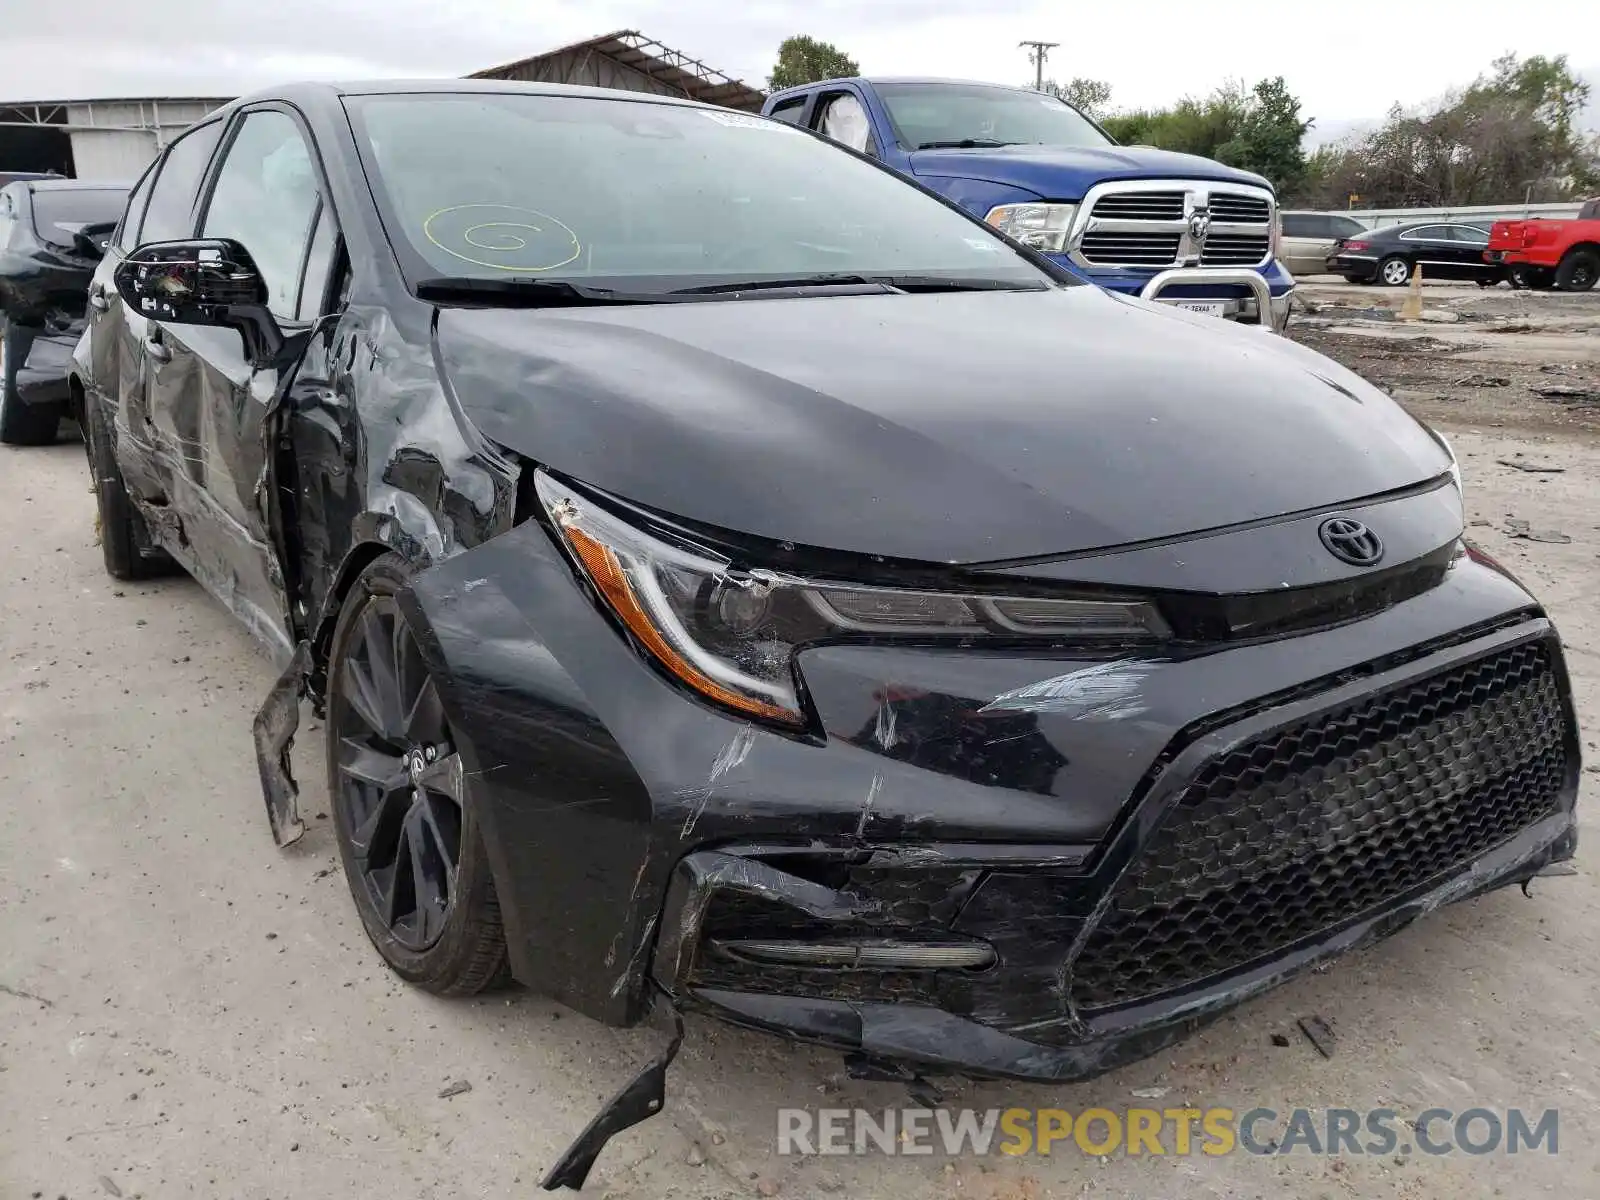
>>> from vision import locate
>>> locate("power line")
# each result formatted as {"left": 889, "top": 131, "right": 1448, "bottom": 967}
{"left": 1019, "top": 40, "right": 1059, "bottom": 91}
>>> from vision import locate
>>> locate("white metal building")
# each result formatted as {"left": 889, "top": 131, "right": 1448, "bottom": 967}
{"left": 0, "top": 97, "right": 231, "bottom": 182}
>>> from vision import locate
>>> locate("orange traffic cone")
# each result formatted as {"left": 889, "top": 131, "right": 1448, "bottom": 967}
{"left": 1399, "top": 262, "right": 1424, "bottom": 321}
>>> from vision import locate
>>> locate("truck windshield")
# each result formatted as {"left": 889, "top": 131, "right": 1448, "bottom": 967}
{"left": 344, "top": 92, "right": 1057, "bottom": 292}
{"left": 876, "top": 83, "right": 1113, "bottom": 150}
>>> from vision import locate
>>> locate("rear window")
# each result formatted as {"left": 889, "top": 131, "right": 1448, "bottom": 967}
{"left": 32, "top": 188, "right": 127, "bottom": 244}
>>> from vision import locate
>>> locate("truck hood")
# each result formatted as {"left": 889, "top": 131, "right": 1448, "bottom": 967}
{"left": 436, "top": 287, "right": 1449, "bottom": 565}
{"left": 907, "top": 144, "right": 1270, "bottom": 200}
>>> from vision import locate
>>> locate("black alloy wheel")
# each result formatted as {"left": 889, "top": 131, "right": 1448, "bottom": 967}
{"left": 326, "top": 555, "right": 508, "bottom": 993}
{"left": 1556, "top": 247, "right": 1598, "bottom": 292}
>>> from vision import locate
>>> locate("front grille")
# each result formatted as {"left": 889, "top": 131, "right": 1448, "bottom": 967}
{"left": 1210, "top": 193, "right": 1272, "bottom": 222}
{"left": 1080, "top": 233, "right": 1183, "bottom": 266}
{"left": 1079, "top": 183, "right": 1274, "bottom": 270}
{"left": 1071, "top": 641, "right": 1570, "bottom": 1012}
{"left": 1201, "top": 234, "right": 1272, "bottom": 266}
{"left": 1090, "top": 191, "right": 1185, "bottom": 220}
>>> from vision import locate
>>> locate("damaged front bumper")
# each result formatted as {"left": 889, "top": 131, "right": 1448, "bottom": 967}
{"left": 399, "top": 513, "right": 1582, "bottom": 1077}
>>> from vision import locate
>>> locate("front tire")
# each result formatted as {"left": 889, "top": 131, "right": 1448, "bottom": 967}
{"left": 0, "top": 320, "right": 63, "bottom": 446}
{"left": 325, "top": 554, "right": 509, "bottom": 995}
{"left": 1378, "top": 256, "right": 1412, "bottom": 287}
{"left": 1554, "top": 247, "right": 1598, "bottom": 292}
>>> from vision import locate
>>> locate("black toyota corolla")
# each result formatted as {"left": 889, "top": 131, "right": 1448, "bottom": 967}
{"left": 73, "top": 81, "right": 1579, "bottom": 1186}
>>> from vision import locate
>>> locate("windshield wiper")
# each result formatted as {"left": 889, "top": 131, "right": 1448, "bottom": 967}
{"left": 414, "top": 276, "right": 667, "bottom": 307}
{"left": 915, "top": 138, "right": 1020, "bottom": 149}
{"left": 671, "top": 274, "right": 1049, "bottom": 297}
{"left": 669, "top": 274, "right": 890, "bottom": 296}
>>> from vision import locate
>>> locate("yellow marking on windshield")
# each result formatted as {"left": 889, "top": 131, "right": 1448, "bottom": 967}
{"left": 422, "top": 203, "right": 581, "bottom": 272}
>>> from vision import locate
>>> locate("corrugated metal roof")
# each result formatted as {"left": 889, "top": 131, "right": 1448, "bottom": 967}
{"left": 470, "top": 30, "right": 767, "bottom": 112}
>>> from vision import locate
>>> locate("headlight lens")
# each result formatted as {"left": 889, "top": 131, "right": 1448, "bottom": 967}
{"left": 985, "top": 202, "right": 1078, "bottom": 253}
{"left": 537, "top": 472, "right": 1168, "bottom": 725}
{"left": 1427, "top": 426, "right": 1462, "bottom": 497}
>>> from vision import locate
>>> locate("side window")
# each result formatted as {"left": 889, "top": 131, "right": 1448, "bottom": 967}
{"left": 1581, "top": 199, "right": 1599, "bottom": 221}
{"left": 0, "top": 188, "right": 16, "bottom": 247}
{"left": 201, "top": 109, "right": 322, "bottom": 320}
{"left": 296, "top": 201, "right": 339, "bottom": 321}
{"left": 1329, "top": 215, "right": 1365, "bottom": 238}
{"left": 1404, "top": 225, "right": 1449, "bottom": 242}
{"left": 1281, "top": 214, "right": 1323, "bottom": 238}
{"left": 767, "top": 96, "right": 808, "bottom": 125}
{"left": 116, "top": 164, "right": 158, "bottom": 251}
{"left": 1450, "top": 225, "right": 1488, "bottom": 244}
{"left": 139, "top": 121, "right": 226, "bottom": 244}
{"left": 815, "top": 92, "right": 875, "bottom": 155}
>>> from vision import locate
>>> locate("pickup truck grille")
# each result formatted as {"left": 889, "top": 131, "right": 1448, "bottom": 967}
{"left": 1201, "top": 234, "right": 1273, "bottom": 266}
{"left": 1080, "top": 233, "right": 1183, "bottom": 266}
{"left": 1074, "top": 181, "right": 1275, "bottom": 272}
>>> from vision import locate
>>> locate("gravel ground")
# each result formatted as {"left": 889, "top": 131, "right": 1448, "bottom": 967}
{"left": 2, "top": 296, "right": 1597, "bottom": 1198}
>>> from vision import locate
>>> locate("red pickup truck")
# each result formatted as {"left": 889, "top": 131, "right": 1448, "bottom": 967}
{"left": 1485, "top": 197, "right": 1600, "bottom": 291}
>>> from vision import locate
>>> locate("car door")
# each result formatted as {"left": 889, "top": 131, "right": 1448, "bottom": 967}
{"left": 1447, "top": 223, "right": 1493, "bottom": 279}
{"left": 1279, "top": 213, "right": 1328, "bottom": 275}
{"left": 89, "top": 120, "right": 227, "bottom": 492}
{"left": 145, "top": 104, "right": 329, "bottom": 665}
{"left": 1401, "top": 224, "right": 1466, "bottom": 279}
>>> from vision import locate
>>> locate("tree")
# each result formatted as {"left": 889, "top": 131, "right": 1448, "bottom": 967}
{"left": 1099, "top": 82, "right": 1250, "bottom": 160}
{"left": 1215, "top": 77, "right": 1311, "bottom": 196}
{"left": 1042, "top": 77, "right": 1112, "bottom": 119}
{"left": 1292, "top": 54, "right": 1596, "bottom": 208}
{"left": 769, "top": 36, "right": 859, "bottom": 91}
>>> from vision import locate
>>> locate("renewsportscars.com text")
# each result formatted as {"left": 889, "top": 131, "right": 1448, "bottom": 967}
{"left": 777, "top": 1106, "right": 1559, "bottom": 1158}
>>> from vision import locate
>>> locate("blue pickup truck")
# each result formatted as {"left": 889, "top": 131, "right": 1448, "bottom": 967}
{"left": 761, "top": 77, "right": 1293, "bottom": 331}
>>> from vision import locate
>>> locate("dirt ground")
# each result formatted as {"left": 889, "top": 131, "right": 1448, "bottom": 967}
{"left": 2, "top": 288, "right": 1597, "bottom": 1199}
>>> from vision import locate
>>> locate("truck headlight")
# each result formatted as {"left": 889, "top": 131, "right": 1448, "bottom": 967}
{"left": 985, "top": 203, "right": 1078, "bottom": 253}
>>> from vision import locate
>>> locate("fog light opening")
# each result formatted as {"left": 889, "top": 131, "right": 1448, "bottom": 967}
{"left": 716, "top": 938, "right": 996, "bottom": 971}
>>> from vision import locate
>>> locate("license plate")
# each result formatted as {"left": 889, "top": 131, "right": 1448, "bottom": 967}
{"left": 1175, "top": 301, "right": 1226, "bottom": 318}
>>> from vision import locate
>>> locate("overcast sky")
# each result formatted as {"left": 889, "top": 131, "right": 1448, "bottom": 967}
{"left": 3, "top": 0, "right": 1595, "bottom": 136}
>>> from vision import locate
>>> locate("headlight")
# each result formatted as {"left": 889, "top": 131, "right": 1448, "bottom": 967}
{"left": 537, "top": 472, "right": 1168, "bottom": 725}
{"left": 985, "top": 202, "right": 1078, "bottom": 253}
{"left": 1426, "top": 426, "right": 1462, "bottom": 497}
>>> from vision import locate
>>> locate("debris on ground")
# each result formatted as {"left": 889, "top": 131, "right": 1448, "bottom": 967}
{"left": 98, "top": 1176, "right": 122, "bottom": 1198}
{"left": 1504, "top": 518, "right": 1573, "bottom": 544}
{"left": 685, "top": 1144, "right": 706, "bottom": 1166}
{"left": 1297, "top": 1015, "right": 1337, "bottom": 1059}
{"left": 438, "top": 1079, "right": 473, "bottom": 1099}
{"left": 1497, "top": 459, "right": 1566, "bottom": 473}
{"left": 1131, "top": 1086, "right": 1170, "bottom": 1099}
{"left": 1533, "top": 385, "right": 1600, "bottom": 405}
{"left": 1455, "top": 374, "right": 1511, "bottom": 388}
{"left": 1270, "top": 1033, "right": 1291, "bottom": 1048}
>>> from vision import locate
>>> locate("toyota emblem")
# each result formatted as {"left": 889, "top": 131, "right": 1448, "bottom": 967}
{"left": 1318, "top": 517, "right": 1384, "bottom": 566}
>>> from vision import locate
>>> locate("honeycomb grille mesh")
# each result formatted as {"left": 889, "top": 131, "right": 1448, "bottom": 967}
{"left": 1071, "top": 641, "right": 1569, "bottom": 1011}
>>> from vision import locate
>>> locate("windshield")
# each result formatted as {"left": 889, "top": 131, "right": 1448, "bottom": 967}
{"left": 345, "top": 92, "right": 1054, "bottom": 290}
{"left": 32, "top": 187, "right": 126, "bottom": 240}
{"left": 876, "top": 83, "right": 1113, "bottom": 150}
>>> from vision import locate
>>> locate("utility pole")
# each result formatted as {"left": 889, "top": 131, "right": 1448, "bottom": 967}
{"left": 1019, "top": 40, "right": 1059, "bottom": 91}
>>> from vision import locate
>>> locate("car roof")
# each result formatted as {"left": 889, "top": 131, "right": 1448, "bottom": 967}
{"left": 768, "top": 76, "right": 1043, "bottom": 100}
{"left": 220, "top": 78, "right": 714, "bottom": 114}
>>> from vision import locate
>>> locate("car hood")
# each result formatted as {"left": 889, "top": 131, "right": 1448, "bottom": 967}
{"left": 436, "top": 288, "right": 1449, "bottom": 564}
{"left": 906, "top": 144, "right": 1270, "bottom": 199}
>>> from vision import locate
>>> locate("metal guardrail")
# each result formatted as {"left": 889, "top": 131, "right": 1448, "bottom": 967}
{"left": 1313, "top": 202, "right": 1583, "bottom": 229}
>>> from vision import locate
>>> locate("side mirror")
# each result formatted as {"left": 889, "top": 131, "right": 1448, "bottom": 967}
{"left": 114, "top": 238, "right": 283, "bottom": 365}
